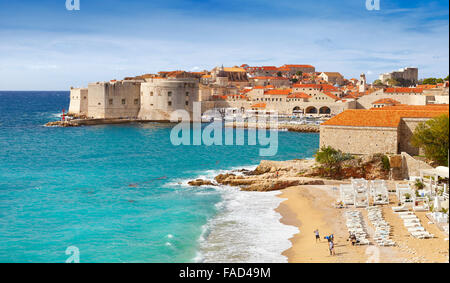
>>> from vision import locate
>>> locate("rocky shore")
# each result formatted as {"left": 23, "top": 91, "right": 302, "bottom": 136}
{"left": 188, "top": 154, "right": 391, "bottom": 192}
{"left": 189, "top": 159, "right": 324, "bottom": 191}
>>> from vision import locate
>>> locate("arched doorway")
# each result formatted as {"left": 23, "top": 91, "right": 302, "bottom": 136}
{"left": 305, "top": 106, "right": 317, "bottom": 114}
{"left": 292, "top": 106, "right": 302, "bottom": 114}
{"left": 319, "top": 106, "right": 331, "bottom": 114}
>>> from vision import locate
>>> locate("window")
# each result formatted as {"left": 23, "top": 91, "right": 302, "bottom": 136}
{"left": 168, "top": 91, "right": 172, "bottom": 97}
{"left": 186, "top": 92, "right": 189, "bottom": 97}
{"left": 84, "top": 96, "right": 87, "bottom": 99}
{"left": 150, "top": 92, "right": 153, "bottom": 96}
{"left": 168, "top": 101, "right": 172, "bottom": 106}
{"left": 134, "top": 99, "right": 139, "bottom": 105}
{"left": 109, "top": 99, "right": 113, "bottom": 105}
{"left": 185, "top": 101, "right": 189, "bottom": 106}
{"left": 122, "top": 99, "right": 126, "bottom": 105}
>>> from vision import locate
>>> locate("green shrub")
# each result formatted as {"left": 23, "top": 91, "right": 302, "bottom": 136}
{"left": 381, "top": 155, "right": 390, "bottom": 171}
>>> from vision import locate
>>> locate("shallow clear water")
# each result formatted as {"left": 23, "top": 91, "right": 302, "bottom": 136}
{"left": 0, "top": 91, "right": 319, "bottom": 263}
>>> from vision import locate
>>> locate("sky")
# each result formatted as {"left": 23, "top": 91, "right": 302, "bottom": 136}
{"left": 0, "top": 0, "right": 448, "bottom": 90}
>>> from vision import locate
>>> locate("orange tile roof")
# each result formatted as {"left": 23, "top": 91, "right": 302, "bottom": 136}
{"left": 282, "top": 64, "right": 315, "bottom": 68}
{"left": 417, "top": 84, "right": 438, "bottom": 89}
{"left": 371, "top": 98, "right": 401, "bottom": 105}
{"left": 321, "top": 84, "right": 339, "bottom": 92}
{"left": 264, "top": 89, "right": 292, "bottom": 95}
{"left": 385, "top": 87, "right": 423, "bottom": 94}
{"left": 251, "top": 103, "right": 267, "bottom": 108}
{"left": 323, "top": 92, "right": 340, "bottom": 100}
{"left": 371, "top": 105, "right": 449, "bottom": 111}
{"left": 287, "top": 92, "right": 312, "bottom": 99}
{"left": 251, "top": 76, "right": 289, "bottom": 80}
{"left": 223, "top": 67, "right": 247, "bottom": 73}
{"left": 293, "top": 84, "right": 322, "bottom": 89}
{"left": 322, "top": 109, "right": 449, "bottom": 128}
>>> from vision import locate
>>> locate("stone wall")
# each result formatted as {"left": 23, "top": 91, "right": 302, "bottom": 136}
{"left": 68, "top": 88, "right": 88, "bottom": 115}
{"left": 356, "top": 91, "right": 427, "bottom": 109}
{"left": 87, "top": 80, "right": 142, "bottom": 119}
{"left": 398, "top": 118, "right": 428, "bottom": 156}
{"left": 320, "top": 125, "right": 398, "bottom": 155}
{"left": 138, "top": 78, "right": 199, "bottom": 121}
{"left": 401, "top": 152, "right": 433, "bottom": 179}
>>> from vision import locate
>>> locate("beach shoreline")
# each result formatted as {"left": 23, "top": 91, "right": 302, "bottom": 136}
{"left": 276, "top": 185, "right": 450, "bottom": 263}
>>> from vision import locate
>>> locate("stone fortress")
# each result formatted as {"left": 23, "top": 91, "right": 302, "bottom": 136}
{"left": 68, "top": 64, "right": 449, "bottom": 122}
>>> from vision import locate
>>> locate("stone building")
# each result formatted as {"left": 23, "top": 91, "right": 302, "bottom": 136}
{"left": 320, "top": 105, "right": 449, "bottom": 155}
{"left": 379, "top": 67, "right": 418, "bottom": 85}
{"left": 318, "top": 72, "right": 344, "bottom": 86}
{"left": 138, "top": 77, "right": 199, "bottom": 121}
{"left": 355, "top": 87, "right": 433, "bottom": 109}
{"left": 68, "top": 87, "right": 88, "bottom": 116}
{"left": 249, "top": 76, "right": 291, "bottom": 88}
{"left": 87, "top": 80, "right": 142, "bottom": 119}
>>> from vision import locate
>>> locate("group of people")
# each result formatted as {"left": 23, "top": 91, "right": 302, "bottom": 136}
{"left": 314, "top": 229, "right": 335, "bottom": 256}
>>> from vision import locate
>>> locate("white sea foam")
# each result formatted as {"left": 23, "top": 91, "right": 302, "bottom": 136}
{"left": 197, "top": 186, "right": 298, "bottom": 263}
{"left": 169, "top": 165, "right": 298, "bottom": 263}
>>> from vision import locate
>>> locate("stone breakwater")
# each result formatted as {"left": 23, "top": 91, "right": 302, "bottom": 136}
{"left": 224, "top": 122, "right": 320, "bottom": 133}
{"left": 44, "top": 118, "right": 169, "bottom": 127}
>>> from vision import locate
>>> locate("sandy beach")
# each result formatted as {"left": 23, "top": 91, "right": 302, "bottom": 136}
{"left": 277, "top": 185, "right": 450, "bottom": 263}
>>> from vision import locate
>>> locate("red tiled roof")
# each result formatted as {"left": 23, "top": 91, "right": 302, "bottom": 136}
{"left": 251, "top": 103, "right": 267, "bottom": 108}
{"left": 385, "top": 87, "right": 423, "bottom": 94}
{"left": 293, "top": 84, "right": 322, "bottom": 89}
{"left": 322, "top": 108, "right": 449, "bottom": 128}
{"left": 372, "top": 98, "right": 400, "bottom": 105}
{"left": 371, "top": 105, "right": 449, "bottom": 111}
{"left": 282, "top": 64, "right": 315, "bottom": 68}
{"left": 264, "top": 89, "right": 292, "bottom": 95}
{"left": 251, "top": 76, "right": 289, "bottom": 80}
{"left": 287, "top": 92, "right": 312, "bottom": 99}
{"left": 323, "top": 92, "right": 340, "bottom": 100}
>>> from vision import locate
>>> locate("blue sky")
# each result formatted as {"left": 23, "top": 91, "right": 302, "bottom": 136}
{"left": 0, "top": 0, "right": 448, "bottom": 90}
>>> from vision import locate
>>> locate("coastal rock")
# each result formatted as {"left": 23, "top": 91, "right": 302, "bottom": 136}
{"left": 307, "top": 154, "right": 390, "bottom": 180}
{"left": 45, "top": 121, "right": 78, "bottom": 127}
{"left": 214, "top": 173, "right": 236, "bottom": 183}
{"left": 242, "top": 179, "right": 325, "bottom": 192}
{"left": 187, "top": 179, "right": 215, "bottom": 186}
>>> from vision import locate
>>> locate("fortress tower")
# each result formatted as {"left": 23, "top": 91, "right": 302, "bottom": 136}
{"left": 358, "top": 73, "right": 366, "bottom": 93}
{"left": 138, "top": 77, "right": 200, "bottom": 121}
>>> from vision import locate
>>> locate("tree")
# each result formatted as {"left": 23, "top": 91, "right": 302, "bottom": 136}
{"left": 296, "top": 71, "right": 303, "bottom": 77}
{"left": 422, "top": 78, "right": 437, "bottom": 85}
{"left": 277, "top": 71, "right": 282, "bottom": 77}
{"left": 411, "top": 115, "right": 449, "bottom": 166}
{"left": 373, "top": 79, "right": 384, "bottom": 86}
{"left": 291, "top": 78, "right": 298, "bottom": 83}
{"left": 314, "top": 146, "right": 353, "bottom": 177}
{"left": 387, "top": 78, "right": 401, "bottom": 86}
{"left": 445, "top": 75, "right": 449, "bottom": 81}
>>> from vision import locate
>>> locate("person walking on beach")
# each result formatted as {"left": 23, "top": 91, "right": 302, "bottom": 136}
{"left": 329, "top": 240, "right": 335, "bottom": 256}
{"left": 314, "top": 229, "right": 320, "bottom": 243}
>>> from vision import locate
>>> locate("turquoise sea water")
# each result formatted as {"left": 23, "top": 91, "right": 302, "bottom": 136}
{"left": 0, "top": 91, "right": 319, "bottom": 263}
